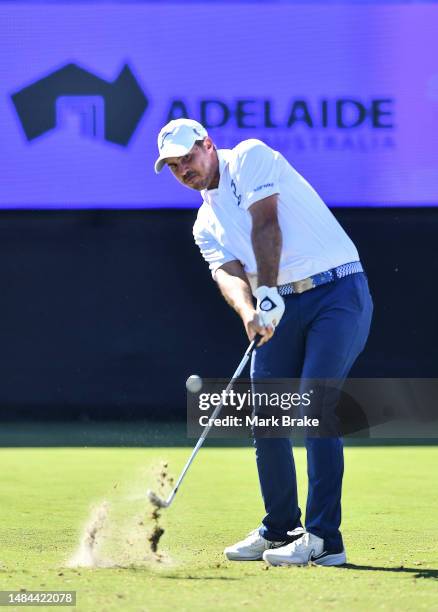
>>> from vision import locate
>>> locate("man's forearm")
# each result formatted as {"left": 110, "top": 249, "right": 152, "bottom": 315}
{"left": 215, "top": 259, "right": 277, "bottom": 345}
{"left": 215, "top": 263, "right": 255, "bottom": 321}
{"left": 251, "top": 218, "right": 282, "bottom": 287}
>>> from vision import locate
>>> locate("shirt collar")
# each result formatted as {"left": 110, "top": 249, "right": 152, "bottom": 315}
{"left": 202, "top": 148, "right": 232, "bottom": 201}
{"left": 217, "top": 148, "right": 232, "bottom": 175}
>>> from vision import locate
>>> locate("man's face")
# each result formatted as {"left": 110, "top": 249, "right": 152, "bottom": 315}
{"left": 165, "top": 138, "right": 218, "bottom": 191}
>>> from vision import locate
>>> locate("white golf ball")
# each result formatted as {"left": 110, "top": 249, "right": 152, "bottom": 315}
{"left": 186, "top": 374, "right": 203, "bottom": 394}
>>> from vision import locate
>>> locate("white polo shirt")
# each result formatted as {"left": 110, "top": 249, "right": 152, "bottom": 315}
{"left": 193, "top": 139, "right": 359, "bottom": 292}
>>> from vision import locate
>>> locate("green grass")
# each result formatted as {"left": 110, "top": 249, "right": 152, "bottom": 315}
{"left": 0, "top": 446, "right": 437, "bottom": 611}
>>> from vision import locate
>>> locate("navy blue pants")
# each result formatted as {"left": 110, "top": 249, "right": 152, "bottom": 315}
{"left": 251, "top": 272, "right": 373, "bottom": 551}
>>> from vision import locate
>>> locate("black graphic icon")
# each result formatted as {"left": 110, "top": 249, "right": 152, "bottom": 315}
{"left": 11, "top": 63, "right": 148, "bottom": 146}
{"left": 260, "top": 297, "right": 276, "bottom": 311}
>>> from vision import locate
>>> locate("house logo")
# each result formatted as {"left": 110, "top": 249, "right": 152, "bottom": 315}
{"left": 11, "top": 63, "right": 148, "bottom": 146}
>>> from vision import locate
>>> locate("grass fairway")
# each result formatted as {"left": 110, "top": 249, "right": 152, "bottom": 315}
{"left": 0, "top": 445, "right": 437, "bottom": 611}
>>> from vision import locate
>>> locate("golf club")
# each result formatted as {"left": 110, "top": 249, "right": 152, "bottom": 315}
{"left": 147, "top": 333, "right": 262, "bottom": 508}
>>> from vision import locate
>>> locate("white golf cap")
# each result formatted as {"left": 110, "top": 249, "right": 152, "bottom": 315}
{"left": 154, "top": 118, "right": 208, "bottom": 174}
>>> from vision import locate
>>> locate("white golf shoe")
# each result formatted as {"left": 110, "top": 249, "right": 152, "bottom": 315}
{"left": 224, "top": 528, "right": 289, "bottom": 561}
{"left": 263, "top": 530, "right": 346, "bottom": 566}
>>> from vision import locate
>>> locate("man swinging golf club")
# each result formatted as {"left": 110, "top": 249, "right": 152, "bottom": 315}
{"left": 154, "top": 118, "right": 373, "bottom": 566}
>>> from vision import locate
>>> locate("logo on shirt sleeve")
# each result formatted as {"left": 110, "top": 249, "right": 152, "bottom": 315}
{"left": 253, "top": 182, "right": 274, "bottom": 193}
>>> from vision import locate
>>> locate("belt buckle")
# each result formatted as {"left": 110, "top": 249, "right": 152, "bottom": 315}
{"left": 292, "top": 277, "right": 314, "bottom": 294}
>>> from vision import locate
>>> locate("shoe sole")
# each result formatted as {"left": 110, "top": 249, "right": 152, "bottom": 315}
{"left": 224, "top": 541, "right": 288, "bottom": 562}
{"left": 224, "top": 552, "right": 263, "bottom": 561}
{"left": 312, "top": 550, "right": 346, "bottom": 566}
{"left": 263, "top": 549, "right": 347, "bottom": 567}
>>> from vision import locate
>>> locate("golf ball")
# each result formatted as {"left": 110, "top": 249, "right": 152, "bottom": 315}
{"left": 186, "top": 374, "right": 203, "bottom": 394}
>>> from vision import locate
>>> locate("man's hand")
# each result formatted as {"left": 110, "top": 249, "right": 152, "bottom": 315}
{"left": 243, "top": 286, "right": 285, "bottom": 347}
{"left": 242, "top": 309, "right": 275, "bottom": 346}
{"left": 254, "top": 285, "right": 285, "bottom": 330}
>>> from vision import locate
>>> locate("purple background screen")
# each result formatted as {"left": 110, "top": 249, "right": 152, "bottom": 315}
{"left": 1, "top": 4, "right": 437, "bottom": 208}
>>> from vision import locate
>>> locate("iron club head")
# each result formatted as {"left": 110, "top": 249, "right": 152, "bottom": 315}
{"left": 147, "top": 489, "right": 169, "bottom": 508}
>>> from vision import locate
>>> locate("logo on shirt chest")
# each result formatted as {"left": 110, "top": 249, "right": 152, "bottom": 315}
{"left": 230, "top": 179, "right": 242, "bottom": 206}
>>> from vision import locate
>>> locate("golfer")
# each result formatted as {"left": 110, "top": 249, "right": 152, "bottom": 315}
{"left": 154, "top": 118, "right": 373, "bottom": 566}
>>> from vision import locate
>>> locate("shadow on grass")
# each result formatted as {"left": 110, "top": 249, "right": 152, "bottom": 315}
{"left": 342, "top": 563, "right": 438, "bottom": 580}
{"left": 159, "top": 575, "right": 239, "bottom": 581}
{"left": 139, "top": 565, "right": 438, "bottom": 581}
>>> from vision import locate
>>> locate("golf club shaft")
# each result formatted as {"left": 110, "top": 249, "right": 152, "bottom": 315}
{"left": 163, "top": 334, "right": 261, "bottom": 507}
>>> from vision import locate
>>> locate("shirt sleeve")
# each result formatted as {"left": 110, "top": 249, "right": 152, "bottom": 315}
{"left": 236, "top": 141, "right": 280, "bottom": 210}
{"left": 193, "top": 223, "right": 237, "bottom": 279}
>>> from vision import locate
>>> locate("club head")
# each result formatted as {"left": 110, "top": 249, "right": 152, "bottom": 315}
{"left": 147, "top": 489, "right": 169, "bottom": 508}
